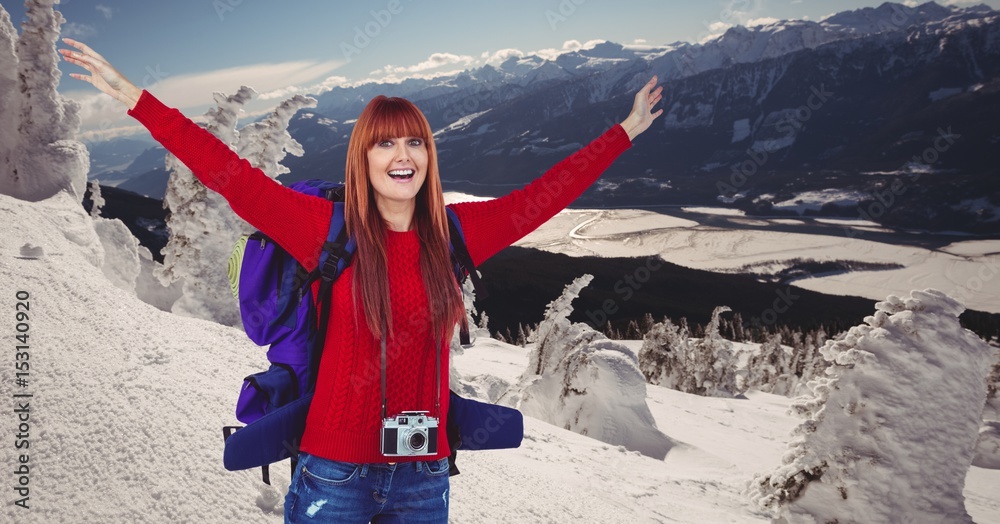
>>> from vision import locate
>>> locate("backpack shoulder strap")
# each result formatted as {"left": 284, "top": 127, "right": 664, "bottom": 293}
{"left": 445, "top": 207, "right": 485, "bottom": 299}
{"left": 305, "top": 201, "right": 355, "bottom": 389}
{"left": 445, "top": 207, "right": 486, "bottom": 346}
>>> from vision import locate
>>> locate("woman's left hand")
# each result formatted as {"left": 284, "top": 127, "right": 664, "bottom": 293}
{"left": 620, "top": 75, "right": 664, "bottom": 141}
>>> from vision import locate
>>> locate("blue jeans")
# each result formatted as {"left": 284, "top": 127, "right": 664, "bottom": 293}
{"left": 284, "top": 452, "right": 450, "bottom": 523}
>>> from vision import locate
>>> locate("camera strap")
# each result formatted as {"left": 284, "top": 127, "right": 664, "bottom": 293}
{"left": 380, "top": 325, "right": 442, "bottom": 420}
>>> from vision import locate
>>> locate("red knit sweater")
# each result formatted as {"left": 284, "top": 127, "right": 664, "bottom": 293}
{"left": 127, "top": 90, "right": 632, "bottom": 464}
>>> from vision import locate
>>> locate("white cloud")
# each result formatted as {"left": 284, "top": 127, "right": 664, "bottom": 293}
{"left": 481, "top": 48, "right": 525, "bottom": 66}
{"left": 62, "top": 22, "right": 98, "bottom": 38}
{"left": 531, "top": 39, "right": 607, "bottom": 61}
{"left": 747, "top": 17, "right": 780, "bottom": 27}
{"left": 95, "top": 4, "right": 113, "bottom": 20}
{"left": 698, "top": 21, "right": 733, "bottom": 43}
{"left": 77, "top": 123, "right": 155, "bottom": 143}
{"left": 314, "top": 75, "right": 350, "bottom": 92}
{"left": 372, "top": 52, "right": 475, "bottom": 75}
{"left": 65, "top": 59, "right": 345, "bottom": 135}
{"left": 145, "top": 60, "right": 344, "bottom": 107}
{"left": 258, "top": 75, "right": 349, "bottom": 100}
{"left": 257, "top": 85, "right": 300, "bottom": 100}
{"left": 361, "top": 69, "right": 468, "bottom": 86}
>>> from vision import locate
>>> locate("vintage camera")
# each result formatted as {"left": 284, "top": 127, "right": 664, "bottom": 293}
{"left": 381, "top": 411, "right": 438, "bottom": 456}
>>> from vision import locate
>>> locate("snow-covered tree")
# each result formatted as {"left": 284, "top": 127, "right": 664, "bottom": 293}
{"left": 795, "top": 328, "right": 828, "bottom": 393}
{"left": 157, "top": 87, "right": 316, "bottom": 326}
{"left": 983, "top": 349, "right": 1000, "bottom": 422}
{"left": 158, "top": 87, "right": 255, "bottom": 324}
{"left": 237, "top": 93, "right": 318, "bottom": 182}
{"left": 747, "top": 332, "right": 791, "bottom": 394}
{"left": 0, "top": 0, "right": 88, "bottom": 201}
{"left": 450, "top": 272, "right": 484, "bottom": 355}
{"left": 87, "top": 180, "right": 104, "bottom": 217}
{"left": 639, "top": 307, "right": 749, "bottom": 397}
{"left": 0, "top": 9, "right": 17, "bottom": 157}
{"left": 638, "top": 316, "right": 690, "bottom": 389}
{"left": 689, "top": 305, "right": 746, "bottom": 397}
{"left": 517, "top": 275, "right": 676, "bottom": 459}
{"left": 528, "top": 274, "right": 594, "bottom": 375}
{"left": 747, "top": 289, "right": 995, "bottom": 523}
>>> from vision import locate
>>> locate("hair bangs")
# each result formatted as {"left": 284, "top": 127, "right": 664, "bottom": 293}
{"left": 362, "top": 96, "right": 431, "bottom": 147}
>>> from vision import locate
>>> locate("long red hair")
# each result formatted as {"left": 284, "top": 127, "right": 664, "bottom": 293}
{"left": 344, "top": 96, "right": 464, "bottom": 342}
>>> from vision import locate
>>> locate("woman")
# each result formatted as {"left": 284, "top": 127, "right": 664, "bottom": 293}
{"left": 60, "top": 37, "right": 662, "bottom": 523}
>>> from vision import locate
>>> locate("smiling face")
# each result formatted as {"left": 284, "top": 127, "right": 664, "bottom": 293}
{"left": 344, "top": 95, "right": 444, "bottom": 234}
{"left": 366, "top": 135, "right": 428, "bottom": 210}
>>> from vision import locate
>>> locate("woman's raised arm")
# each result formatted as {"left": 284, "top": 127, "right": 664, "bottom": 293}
{"left": 59, "top": 38, "right": 332, "bottom": 271}
{"left": 449, "top": 76, "right": 664, "bottom": 266}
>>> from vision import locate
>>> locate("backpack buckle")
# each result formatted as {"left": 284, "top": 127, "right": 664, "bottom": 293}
{"left": 320, "top": 252, "right": 341, "bottom": 282}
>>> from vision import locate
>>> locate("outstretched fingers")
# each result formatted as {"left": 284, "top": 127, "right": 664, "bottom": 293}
{"left": 59, "top": 38, "right": 108, "bottom": 76}
{"left": 59, "top": 52, "right": 94, "bottom": 82}
{"left": 61, "top": 37, "right": 107, "bottom": 62}
{"left": 640, "top": 78, "right": 664, "bottom": 117}
{"left": 621, "top": 75, "right": 665, "bottom": 139}
{"left": 649, "top": 86, "right": 663, "bottom": 107}
{"left": 58, "top": 39, "right": 140, "bottom": 108}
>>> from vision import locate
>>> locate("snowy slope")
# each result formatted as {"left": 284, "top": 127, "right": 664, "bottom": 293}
{"left": 1, "top": 192, "right": 997, "bottom": 523}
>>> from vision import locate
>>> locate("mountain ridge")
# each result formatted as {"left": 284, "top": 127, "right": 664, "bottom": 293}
{"left": 92, "top": 1, "right": 1000, "bottom": 232}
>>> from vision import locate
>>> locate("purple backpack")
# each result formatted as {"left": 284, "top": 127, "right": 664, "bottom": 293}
{"left": 229, "top": 180, "right": 352, "bottom": 426}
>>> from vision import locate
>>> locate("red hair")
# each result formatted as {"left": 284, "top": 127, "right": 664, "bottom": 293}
{"left": 344, "top": 95, "right": 464, "bottom": 342}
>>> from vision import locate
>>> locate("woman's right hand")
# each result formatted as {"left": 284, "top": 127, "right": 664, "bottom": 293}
{"left": 59, "top": 38, "right": 143, "bottom": 110}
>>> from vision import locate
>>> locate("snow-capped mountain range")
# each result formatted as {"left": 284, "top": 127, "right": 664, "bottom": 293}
{"left": 105, "top": 1, "right": 1000, "bottom": 233}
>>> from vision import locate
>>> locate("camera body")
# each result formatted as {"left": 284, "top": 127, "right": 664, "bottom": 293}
{"left": 381, "top": 411, "right": 438, "bottom": 456}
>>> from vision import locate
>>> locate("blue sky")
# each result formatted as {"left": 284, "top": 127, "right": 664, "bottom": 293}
{"left": 3, "top": 0, "right": 997, "bottom": 139}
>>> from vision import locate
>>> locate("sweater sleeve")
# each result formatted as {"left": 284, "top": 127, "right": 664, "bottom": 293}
{"left": 448, "top": 124, "right": 632, "bottom": 267}
{"left": 126, "top": 89, "right": 331, "bottom": 271}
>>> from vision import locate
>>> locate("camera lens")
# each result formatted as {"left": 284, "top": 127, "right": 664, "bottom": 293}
{"left": 407, "top": 431, "right": 426, "bottom": 451}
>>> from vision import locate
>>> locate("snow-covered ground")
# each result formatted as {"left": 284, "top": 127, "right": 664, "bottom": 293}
{"left": 507, "top": 207, "right": 1000, "bottom": 314}
{"left": 1, "top": 191, "right": 997, "bottom": 523}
